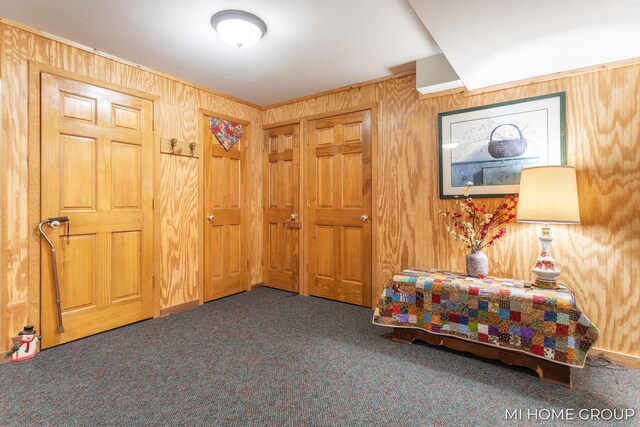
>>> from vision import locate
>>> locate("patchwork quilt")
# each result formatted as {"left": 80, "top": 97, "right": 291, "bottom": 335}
{"left": 373, "top": 269, "right": 599, "bottom": 367}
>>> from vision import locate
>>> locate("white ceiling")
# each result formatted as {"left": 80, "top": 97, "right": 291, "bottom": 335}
{"left": 409, "top": 0, "right": 640, "bottom": 90}
{"left": 0, "top": 0, "right": 440, "bottom": 106}
{"left": 3, "top": 1, "right": 640, "bottom": 106}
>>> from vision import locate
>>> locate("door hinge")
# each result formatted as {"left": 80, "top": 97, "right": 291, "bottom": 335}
{"left": 152, "top": 198, "right": 155, "bottom": 210}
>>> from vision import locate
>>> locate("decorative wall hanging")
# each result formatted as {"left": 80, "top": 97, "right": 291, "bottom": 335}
{"left": 210, "top": 117, "right": 242, "bottom": 151}
{"left": 438, "top": 92, "right": 566, "bottom": 198}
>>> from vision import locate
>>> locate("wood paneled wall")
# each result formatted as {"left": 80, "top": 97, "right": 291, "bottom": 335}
{"left": 1, "top": 19, "right": 637, "bottom": 360}
{"left": 159, "top": 154, "right": 199, "bottom": 309}
{"left": 263, "top": 65, "right": 640, "bottom": 358}
{"left": 0, "top": 22, "right": 263, "bottom": 352}
{"left": 0, "top": 26, "right": 4, "bottom": 351}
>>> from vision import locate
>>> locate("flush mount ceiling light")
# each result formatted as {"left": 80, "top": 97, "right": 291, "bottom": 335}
{"left": 211, "top": 10, "right": 267, "bottom": 49}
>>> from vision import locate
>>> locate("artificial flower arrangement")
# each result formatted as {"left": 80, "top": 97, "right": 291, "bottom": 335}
{"left": 439, "top": 183, "right": 518, "bottom": 276}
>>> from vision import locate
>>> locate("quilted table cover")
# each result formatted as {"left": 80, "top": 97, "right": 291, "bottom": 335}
{"left": 373, "top": 269, "right": 599, "bottom": 367}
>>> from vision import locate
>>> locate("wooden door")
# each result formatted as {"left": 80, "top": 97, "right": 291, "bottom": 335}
{"left": 263, "top": 124, "right": 300, "bottom": 292}
{"left": 308, "top": 110, "right": 372, "bottom": 306}
{"left": 40, "top": 73, "right": 154, "bottom": 348}
{"left": 203, "top": 117, "right": 244, "bottom": 301}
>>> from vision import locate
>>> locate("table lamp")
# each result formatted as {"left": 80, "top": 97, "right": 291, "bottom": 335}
{"left": 516, "top": 166, "right": 581, "bottom": 289}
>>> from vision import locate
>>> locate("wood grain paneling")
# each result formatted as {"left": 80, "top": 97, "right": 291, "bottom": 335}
{"left": 159, "top": 154, "right": 199, "bottom": 309}
{"left": 156, "top": 105, "right": 198, "bottom": 310}
{"left": 2, "top": 18, "right": 637, "bottom": 362}
{"left": 0, "top": 25, "right": 4, "bottom": 348}
{"left": 264, "top": 66, "right": 640, "bottom": 358}
{"left": 1, "top": 22, "right": 263, "bottom": 352}
{"left": 2, "top": 25, "right": 30, "bottom": 353}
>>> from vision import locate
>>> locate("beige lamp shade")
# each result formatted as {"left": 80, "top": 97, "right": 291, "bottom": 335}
{"left": 516, "top": 166, "right": 581, "bottom": 224}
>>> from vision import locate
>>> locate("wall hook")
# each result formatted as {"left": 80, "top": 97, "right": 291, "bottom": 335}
{"left": 161, "top": 138, "right": 200, "bottom": 158}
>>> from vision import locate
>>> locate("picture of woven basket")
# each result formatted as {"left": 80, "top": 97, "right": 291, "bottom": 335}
{"left": 487, "top": 124, "right": 528, "bottom": 159}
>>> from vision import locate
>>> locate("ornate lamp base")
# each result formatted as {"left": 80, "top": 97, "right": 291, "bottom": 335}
{"left": 531, "top": 224, "right": 562, "bottom": 289}
{"left": 533, "top": 278, "right": 561, "bottom": 290}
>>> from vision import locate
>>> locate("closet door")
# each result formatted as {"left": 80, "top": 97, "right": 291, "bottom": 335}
{"left": 307, "top": 110, "right": 372, "bottom": 306}
{"left": 40, "top": 73, "right": 154, "bottom": 348}
{"left": 203, "top": 116, "right": 244, "bottom": 301}
{"left": 263, "top": 124, "right": 300, "bottom": 292}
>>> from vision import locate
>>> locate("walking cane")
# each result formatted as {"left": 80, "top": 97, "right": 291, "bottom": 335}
{"left": 38, "top": 216, "right": 70, "bottom": 333}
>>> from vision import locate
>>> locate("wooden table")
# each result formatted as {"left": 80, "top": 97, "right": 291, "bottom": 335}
{"left": 373, "top": 269, "right": 600, "bottom": 388}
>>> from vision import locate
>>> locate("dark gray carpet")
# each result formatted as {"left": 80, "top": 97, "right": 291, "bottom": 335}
{"left": 1, "top": 287, "right": 638, "bottom": 426}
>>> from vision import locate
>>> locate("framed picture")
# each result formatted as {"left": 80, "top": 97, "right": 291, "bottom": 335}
{"left": 438, "top": 92, "right": 566, "bottom": 198}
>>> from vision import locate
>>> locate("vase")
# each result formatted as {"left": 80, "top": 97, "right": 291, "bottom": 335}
{"left": 466, "top": 249, "right": 488, "bottom": 277}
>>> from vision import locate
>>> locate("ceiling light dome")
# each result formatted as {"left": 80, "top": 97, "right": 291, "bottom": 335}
{"left": 211, "top": 10, "right": 267, "bottom": 49}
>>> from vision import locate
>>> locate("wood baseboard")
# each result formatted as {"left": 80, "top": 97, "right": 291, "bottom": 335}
{"left": 589, "top": 347, "right": 640, "bottom": 369}
{"left": 248, "top": 282, "right": 263, "bottom": 291}
{"left": 159, "top": 300, "right": 200, "bottom": 317}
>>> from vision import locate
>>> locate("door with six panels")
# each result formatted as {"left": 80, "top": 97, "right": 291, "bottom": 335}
{"left": 263, "top": 124, "right": 300, "bottom": 292}
{"left": 203, "top": 116, "right": 244, "bottom": 301}
{"left": 40, "top": 73, "right": 154, "bottom": 348}
{"left": 308, "top": 110, "right": 372, "bottom": 306}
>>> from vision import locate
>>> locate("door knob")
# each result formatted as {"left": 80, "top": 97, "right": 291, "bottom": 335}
{"left": 360, "top": 214, "right": 369, "bottom": 222}
{"left": 207, "top": 214, "right": 215, "bottom": 222}
{"left": 289, "top": 213, "right": 299, "bottom": 221}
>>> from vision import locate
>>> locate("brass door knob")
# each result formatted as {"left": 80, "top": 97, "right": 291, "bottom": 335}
{"left": 360, "top": 215, "right": 369, "bottom": 222}
{"left": 207, "top": 214, "right": 215, "bottom": 222}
